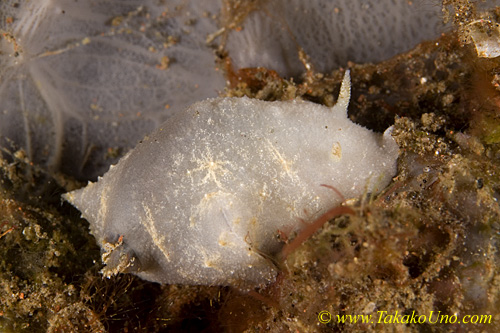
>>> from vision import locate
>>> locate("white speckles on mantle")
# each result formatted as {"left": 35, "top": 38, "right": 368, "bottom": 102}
{"left": 64, "top": 72, "right": 399, "bottom": 287}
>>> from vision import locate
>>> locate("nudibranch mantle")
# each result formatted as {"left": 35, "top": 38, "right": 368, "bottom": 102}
{"left": 64, "top": 71, "right": 399, "bottom": 286}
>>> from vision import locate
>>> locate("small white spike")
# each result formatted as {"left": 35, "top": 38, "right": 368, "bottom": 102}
{"left": 335, "top": 70, "right": 351, "bottom": 113}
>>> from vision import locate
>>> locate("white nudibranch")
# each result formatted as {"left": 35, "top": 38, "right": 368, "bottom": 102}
{"left": 64, "top": 71, "right": 399, "bottom": 287}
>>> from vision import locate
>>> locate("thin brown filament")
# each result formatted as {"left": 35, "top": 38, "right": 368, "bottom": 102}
{"left": 280, "top": 205, "right": 355, "bottom": 259}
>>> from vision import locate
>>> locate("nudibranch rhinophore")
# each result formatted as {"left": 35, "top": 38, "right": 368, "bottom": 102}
{"left": 64, "top": 71, "right": 399, "bottom": 287}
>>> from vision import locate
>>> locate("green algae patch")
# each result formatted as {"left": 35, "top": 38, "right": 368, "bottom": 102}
{"left": 0, "top": 156, "right": 103, "bottom": 332}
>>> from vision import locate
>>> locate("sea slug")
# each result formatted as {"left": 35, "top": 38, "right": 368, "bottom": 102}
{"left": 64, "top": 72, "right": 399, "bottom": 286}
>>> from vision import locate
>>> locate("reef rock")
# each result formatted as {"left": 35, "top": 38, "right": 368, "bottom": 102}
{"left": 225, "top": 0, "right": 448, "bottom": 77}
{"left": 0, "top": 0, "right": 224, "bottom": 180}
